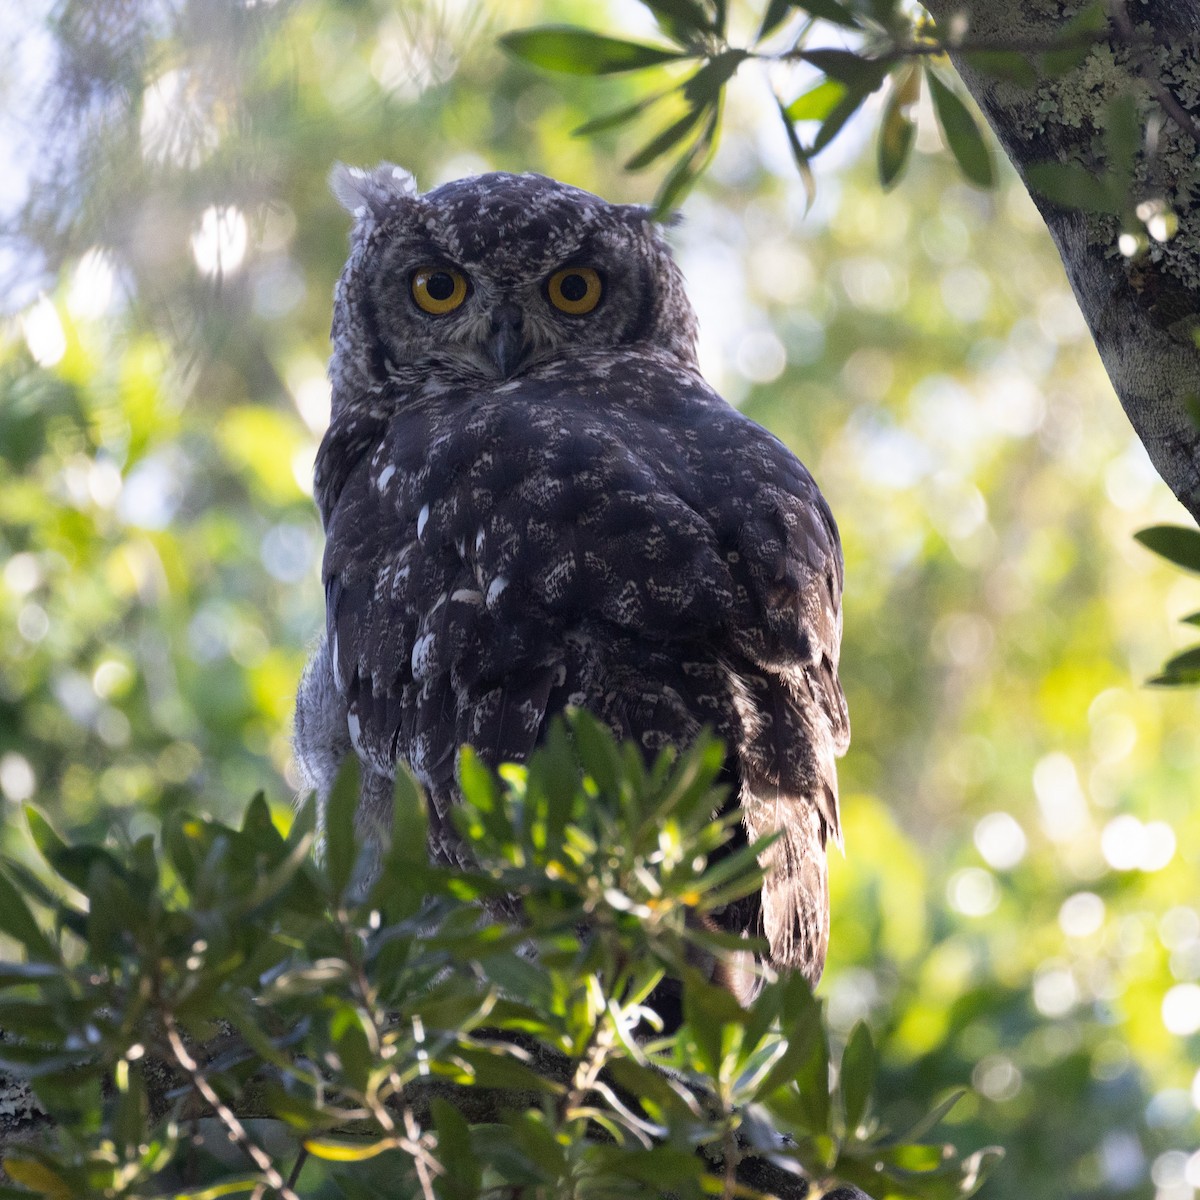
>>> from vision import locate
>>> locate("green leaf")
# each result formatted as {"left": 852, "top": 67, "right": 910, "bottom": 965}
{"left": 432, "top": 1099, "right": 482, "bottom": 1200}
{"left": 324, "top": 754, "right": 359, "bottom": 901}
{"left": 927, "top": 70, "right": 994, "bottom": 187}
{"left": 0, "top": 867, "right": 57, "bottom": 962}
{"left": 573, "top": 89, "right": 671, "bottom": 136}
{"left": 757, "top": 0, "right": 796, "bottom": 41}
{"left": 1025, "top": 161, "right": 1123, "bottom": 216}
{"left": 800, "top": 48, "right": 890, "bottom": 89}
{"left": 1042, "top": 1, "right": 1108, "bottom": 75}
{"left": 964, "top": 49, "right": 1037, "bottom": 87}
{"left": 641, "top": 0, "right": 718, "bottom": 39}
{"left": 786, "top": 77, "right": 849, "bottom": 122}
{"left": 1134, "top": 524, "right": 1200, "bottom": 573}
{"left": 877, "top": 67, "right": 918, "bottom": 189}
{"left": 330, "top": 1003, "right": 373, "bottom": 1093}
{"left": 570, "top": 710, "right": 623, "bottom": 799}
{"left": 626, "top": 104, "right": 710, "bottom": 171}
{"left": 840, "top": 1021, "right": 876, "bottom": 1135}
{"left": 626, "top": 50, "right": 741, "bottom": 172}
{"left": 1103, "top": 91, "right": 1140, "bottom": 189}
{"left": 877, "top": 1142, "right": 949, "bottom": 1171}
{"left": 799, "top": 0, "right": 859, "bottom": 28}
{"left": 1150, "top": 646, "right": 1200, "bottom": 687}
{"left": 777, "top": 97, "right": 817, "bottom": 210}
{"left": 169, "top": 1179, "right": 264, "bottom": 1199}
{"left": 890, "top": 1087, "right": 966, "bottom": 1144}
{"left": 303, "top": 1136, "right": 397, "bottom": 1162}
{"left": 113, "top": 1060, "right": 148, "bottom": 1153}
{"left": 682, "top": 969, "right": 744, "bottom": 1075}
{"left": 500, "top": 27, "right": 689, "bottom": 75}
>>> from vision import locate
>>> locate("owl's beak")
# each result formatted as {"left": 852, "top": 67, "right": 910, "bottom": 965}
{"left": 486, "top": 302, "right": 528, "bottom": 378}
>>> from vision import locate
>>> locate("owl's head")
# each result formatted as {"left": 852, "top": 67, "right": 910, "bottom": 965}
{"left": 327, "top": 164, "right": 699, "bottom": 404}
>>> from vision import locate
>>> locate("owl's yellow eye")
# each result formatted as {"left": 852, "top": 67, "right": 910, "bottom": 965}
{"left": 546, "top": 267, "right": 603, "bottom": 315}
{"left": 411, "top": 267, "right": 469, "bottom": 315}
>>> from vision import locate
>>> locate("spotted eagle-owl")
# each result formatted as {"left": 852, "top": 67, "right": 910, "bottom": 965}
{"left": 293, "top": 164, "right": 850, "bottom": 991}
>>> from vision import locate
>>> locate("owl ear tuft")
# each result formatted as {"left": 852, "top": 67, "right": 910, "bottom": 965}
{"left": 614, "top": 202, "right": 683, "bottom": 230}
{"left": 330, "top": 162, "right": 419, "bottom": 225}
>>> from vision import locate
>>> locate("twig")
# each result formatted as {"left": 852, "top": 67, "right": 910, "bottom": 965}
{"left": 404, "top": 1106, "right": 439, "bottom": 1200}
{"left": 161, "top": 1008, "right": 302, "bottom": 1200}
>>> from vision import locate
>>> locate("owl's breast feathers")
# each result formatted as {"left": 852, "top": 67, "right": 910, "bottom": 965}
{"left": 317, "top": 354, "right": 848, "bottom": 979}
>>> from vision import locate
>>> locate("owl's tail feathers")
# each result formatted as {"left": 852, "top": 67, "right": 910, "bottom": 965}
{"left": 751, "top": 790, "right": 830, "bottom": 988}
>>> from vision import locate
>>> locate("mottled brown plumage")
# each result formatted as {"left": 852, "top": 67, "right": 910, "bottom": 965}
{"left": 294, "top": 165, "right": 849, "bottom": 990}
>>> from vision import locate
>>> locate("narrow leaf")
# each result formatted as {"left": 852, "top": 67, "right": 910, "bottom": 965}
{"left": 964, "top": 49, "right": 1037, "bottom": 87}
{"left": 840, "top": 1021, "right": 876, "bottom": 1135}
{"left": 303, "top": 1136, "right": 398, "bottom": 1162}
{"left": 324, "top": 754, "right": 360, "bottom": 901}
{"left": 573, "top": 89, "right": 670, "bottom": 136}
{"left": 1042, "top": 1, "right": 1108, "bottom": 76}
{"left": 500, "top": 27, "right": 688, "bottom": 75}
{"left": 0, "top": 868, "right": 57, "bottom": 962}
{"left": 1026, "top": 161, "right": 1123, "bottom": 216}
{"left": 777, "top": 98, "right": 817, "bottom": 211}
{"left": 877, "top": 68, "right": 918, "bottom": 189}
{"left": 813, "top": 79, "right": 881, "bottom": 154}
{"left": 1157, "top": 646, "right": 1200, "bottom": 677}
{"left": 626, "top": 104, "right": 709, "bottom": 171}
{"left": 652, "top": 101, "right": 720, "bottom": 216}
{"left": 1103, "top": 91, "right": 1140, "bottom": 188}
{"left": 642, "top": 0, "right": 717, "bottom": 38}
{"left": 890, "top": 1087, "right": 966, "bottom": 1144}
{"left": 799, "top": 0, "right": 859, "bottom": 28}
{"left": 757, "top": 0, "right": 796, "bottom": 41}
{"left": 800, "top": 48, "right": 890, "bottom": 89}
{"left": 786, "top": 77, "right": 849, "bottom": 122}
{"left": 927, "top": 70, "right": 994, "bottom": 187}
{"left": 1134, "top": 524, "right": 1200, "bottom": 573}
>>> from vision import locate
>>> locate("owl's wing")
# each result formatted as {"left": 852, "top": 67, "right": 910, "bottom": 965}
{"left": 318, "top": 373, "right": 848, "bottom": 980}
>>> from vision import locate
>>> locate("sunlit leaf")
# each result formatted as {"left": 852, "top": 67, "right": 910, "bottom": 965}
{"left": 573, "top": 89, "right": 671, "bottom": 136}
{"left": 786, "top": 77, "right": 849, "bottom": 122}
{"left": 0, "top": 868, "right": 57, "bottom": 963}
{"left": 1, "top": 1158, "right": 72, "bottom": 1199}
{"left": 303, "top": 1136, "right": 398, "bottom": 1162}
{"left": 500, "top": 27, "right": 689, "bottom": 75}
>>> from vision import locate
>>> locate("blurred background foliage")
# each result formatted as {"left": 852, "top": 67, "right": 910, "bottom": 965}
{"left": 1, "top": 1, "right": 1200, "bottom": 1198}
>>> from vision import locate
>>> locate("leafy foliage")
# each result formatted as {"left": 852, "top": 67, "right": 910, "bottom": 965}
{"left": 0, "top": 716, "right": 995, "bottom": 1199}
{"left": 1134, "top": 527, "right": 1200, "bottom": 685}
{"left": 498, "top": 0, "right": 1114, "bottom": 213}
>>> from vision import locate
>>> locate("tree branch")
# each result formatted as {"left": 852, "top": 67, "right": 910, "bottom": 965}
{"left": 921, "top": 0, "right": 1200, "bottom": 521}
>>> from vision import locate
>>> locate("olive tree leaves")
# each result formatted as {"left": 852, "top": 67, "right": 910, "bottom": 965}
{"left": 501, "top": 0, "right": 1181, "bottom": 235}
{"left": 0, "top": 714, "right": 1000, "bottom": 1199}
{"left": 499, "top": 0, "right": 1038, "bottom": 214}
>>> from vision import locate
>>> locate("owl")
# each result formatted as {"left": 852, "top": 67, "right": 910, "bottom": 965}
{"left": 293, "top": 164, "right": 849, "bottom": 994}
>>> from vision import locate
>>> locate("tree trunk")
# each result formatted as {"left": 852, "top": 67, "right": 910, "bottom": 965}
{"left": 921, "top": 0, "right": 1200, "bottom": 521}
